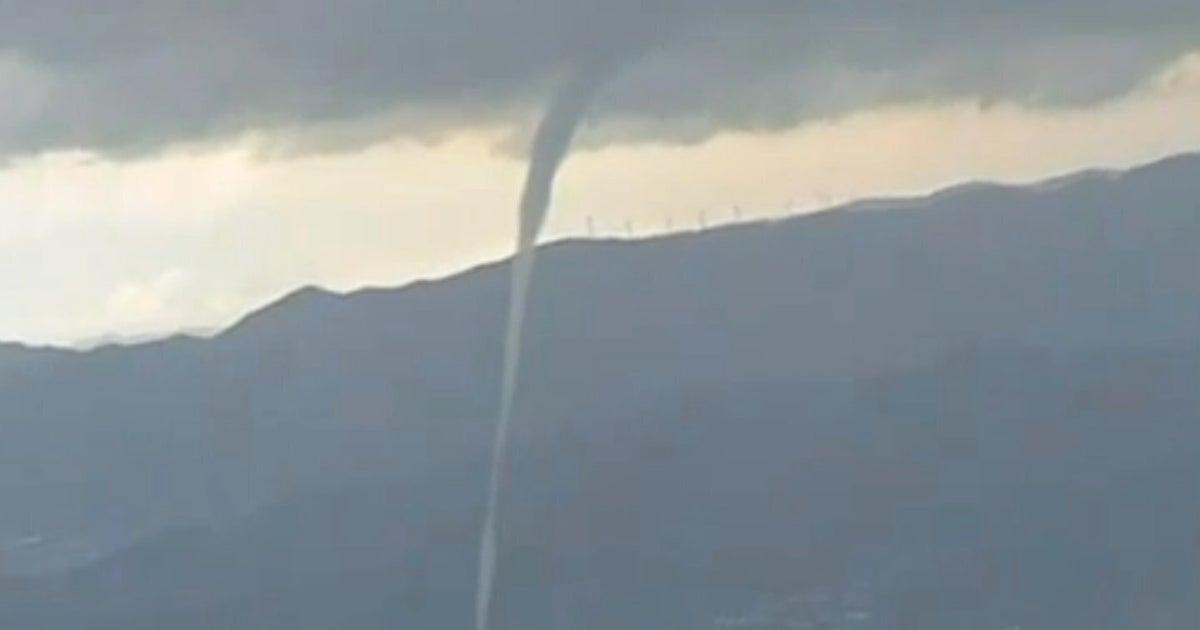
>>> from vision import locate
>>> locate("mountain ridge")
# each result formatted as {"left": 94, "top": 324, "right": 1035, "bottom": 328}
{"left": 0, "top": 149, "right": 1197, "bottom": 577}
{"left": 4, "top": 150, "right": 1196, "bottom": 354}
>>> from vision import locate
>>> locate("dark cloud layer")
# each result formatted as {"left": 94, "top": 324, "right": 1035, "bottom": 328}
{"left": 0, "top": 0, "right": 1197, "bottom": 157}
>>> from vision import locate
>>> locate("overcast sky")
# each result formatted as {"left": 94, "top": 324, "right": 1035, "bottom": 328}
{"left": 2, "top": 1, "right": 1199, "bottom": 345}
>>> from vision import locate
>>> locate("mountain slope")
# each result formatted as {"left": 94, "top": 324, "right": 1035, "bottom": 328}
{"left": 2, "top": 343, "right": 1198, "bottom": 629}
{"left": 0, "top": 152, "right": 1197, "bottom": 571}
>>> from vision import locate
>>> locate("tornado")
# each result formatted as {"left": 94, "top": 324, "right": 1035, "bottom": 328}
{"left": 475, "top": 64, "right": 607, "bottom": 630}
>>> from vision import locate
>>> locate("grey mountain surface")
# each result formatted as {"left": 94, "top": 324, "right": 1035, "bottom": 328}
{"left": 2, "top": 343, "right": 1197, "bottom": 629}
{"left": 0, "top": 153, "right": 1198, "bottom": 627}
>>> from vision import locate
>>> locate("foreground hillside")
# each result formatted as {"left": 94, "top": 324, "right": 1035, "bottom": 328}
{"left": 2, "top": 343, "right": 1197, "bottom": 629}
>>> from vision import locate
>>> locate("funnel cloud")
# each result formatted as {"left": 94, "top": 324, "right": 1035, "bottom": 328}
{"left": 475, "top": 60, "right": 609, "bottom": 630}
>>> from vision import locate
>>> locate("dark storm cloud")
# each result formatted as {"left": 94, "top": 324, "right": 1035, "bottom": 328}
{"left": 0, "top": 0, "right": 1196, "bottom": 157}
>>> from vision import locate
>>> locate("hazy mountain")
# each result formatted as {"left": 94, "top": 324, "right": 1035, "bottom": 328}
{"left": 69, "top": 328, "right": 219, "bottom": 352}
{"left": 0, "top": 153, "right": 1197, "bottom": 626}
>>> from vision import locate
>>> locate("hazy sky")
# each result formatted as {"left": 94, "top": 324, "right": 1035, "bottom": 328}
{"left": 1, "top": 2, "right": 1199, "bottom": 345}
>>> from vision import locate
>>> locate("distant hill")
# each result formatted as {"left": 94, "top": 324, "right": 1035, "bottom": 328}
{"left": 0, "top": 151, "right": 1197, "bottom": 585}
{"left": 69, "top": 328, "right": 218, "bottom": 352}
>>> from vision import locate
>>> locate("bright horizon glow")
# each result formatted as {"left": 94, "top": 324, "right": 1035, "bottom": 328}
{"left": 1, "top": 50, "right": 1199, "bottom": 347}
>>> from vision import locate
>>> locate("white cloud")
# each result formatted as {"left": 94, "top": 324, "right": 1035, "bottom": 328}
{"left": 102, "top": 268, "right": 188, "bottom": 329}
{"left": 93, "top": 268, "right": 237, "bottom": 342}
